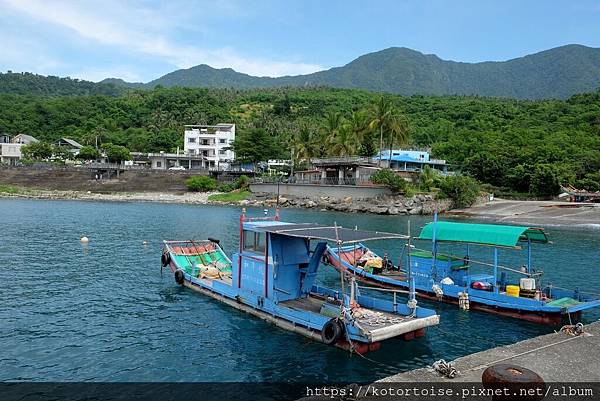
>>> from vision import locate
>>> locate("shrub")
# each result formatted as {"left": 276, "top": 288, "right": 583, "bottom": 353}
{"left": 234, "top": 175, "right": 251, "bottom": 190}
{"left": 436, "top": 175, "right": 481, "bottom": 208}
{"left": 370, "top": 168, "right": 407, "bottom": 193}
{"left": 186, "top": 176, "right": 217, "bottom": 192}
{"left": 218, "top": 183, "right": 234, "bottom": 193}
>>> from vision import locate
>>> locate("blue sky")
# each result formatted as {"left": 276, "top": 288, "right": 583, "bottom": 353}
{"left": 1, "top": 0, "right": 599, "bottom": 82}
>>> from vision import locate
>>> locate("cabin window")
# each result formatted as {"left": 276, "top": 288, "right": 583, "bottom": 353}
{"left": 243, "top": 230, "right": 266, "bottom": 253}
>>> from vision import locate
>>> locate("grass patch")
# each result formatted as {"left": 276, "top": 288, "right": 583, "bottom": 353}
{"left": 208, "top": 190, "right": 251, "bottom": 202}
{"left": 0, "top": 184, "right": 30, "bottom": 194}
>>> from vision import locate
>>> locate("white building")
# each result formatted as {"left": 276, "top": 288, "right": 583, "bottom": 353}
{"left": 183, "top": 124, "right": 235, "bottom": 169}
{"left": 0, "top": 143, "right": 23, "bottom": 165}
{"left": 0, "top": 134, "right": 39, "bottom": 165}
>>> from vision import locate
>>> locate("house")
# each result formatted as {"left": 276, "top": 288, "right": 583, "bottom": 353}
{"left": 54, "top": 138, "right": 84, "bottom": 156}
{"left": 183, "top": 124, "right": 235, "bottom": 170}
{"left": 11, "top": 134, "right": 39, "bottom": 145}
{"left": 0, "top": 134, "right": 39, "bottom": 165}
{"left": 148, "top": 151, "right": 207, "bottom": 170}
{"left": 375, "top": 149, "right": 450, "bottom": 177}
{"left": 298, "top": 156, "right": 380, "bottom": 186}
{"left": 293, "top": 149, "right": 452, "bottom": 186}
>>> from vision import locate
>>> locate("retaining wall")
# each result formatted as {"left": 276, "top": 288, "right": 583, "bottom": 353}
{"left": 0, "top": 166, "right": 208, "bottom": 192}
{"left": 249, "top": 183, "right": 391, "bottom": 200}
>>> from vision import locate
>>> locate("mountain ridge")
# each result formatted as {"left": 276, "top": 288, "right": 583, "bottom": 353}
{"left": 101, "top": 44, "right": 600, "bottom": 99}
{"left": 4, "top": 44, "right": 600, "bottom": 99}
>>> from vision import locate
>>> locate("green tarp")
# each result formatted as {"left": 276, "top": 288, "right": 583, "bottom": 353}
{"left": 418, "top": 221, "right": 548, "bottom": 247}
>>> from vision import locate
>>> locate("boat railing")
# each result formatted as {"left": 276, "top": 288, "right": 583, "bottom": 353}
{"left": 412, "top": 247, "right": 544, "bottom": 277}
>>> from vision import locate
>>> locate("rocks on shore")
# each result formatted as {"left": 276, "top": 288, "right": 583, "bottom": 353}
{"left": 235, "top": 193, "right": 453, "bottom": 215}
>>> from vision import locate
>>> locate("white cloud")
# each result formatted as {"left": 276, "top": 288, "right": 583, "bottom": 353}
{"left": 0, "top": 0, "right": 324, "bottom": 79}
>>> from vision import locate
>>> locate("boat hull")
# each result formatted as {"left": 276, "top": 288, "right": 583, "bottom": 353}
{"left": 326, "top": 250, "right": 579, "bottom": 326}
{"left": 167, "top": 260, "right": 433, "bottom": 353}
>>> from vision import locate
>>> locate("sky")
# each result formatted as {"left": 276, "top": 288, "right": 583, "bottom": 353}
{"left": 1, "top": 0, "right": 599, "bottom": 83}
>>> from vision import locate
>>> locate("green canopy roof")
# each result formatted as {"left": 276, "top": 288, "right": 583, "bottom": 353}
{"left": 418, "top": 221, "right": 549, "bottom": 247}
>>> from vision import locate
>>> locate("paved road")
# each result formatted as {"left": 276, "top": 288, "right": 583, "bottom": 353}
{"left": 449, "top": 199, "right": 600, "bottom": 226}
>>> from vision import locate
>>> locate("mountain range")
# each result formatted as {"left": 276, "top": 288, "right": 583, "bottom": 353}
{"left": 2, "top": 45, "right": 600, "bottom": 99}
{"left": 102, "top": 44, "right": 600, "bottom": 99}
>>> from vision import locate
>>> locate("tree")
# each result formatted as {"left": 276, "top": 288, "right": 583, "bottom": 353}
{"left": 321, "top": 110, "right": 342, "bottom": 144}
{"left": 368, "top": 96, "right": 394, "bottom": 165}
{"left": 329, "top": 124, "right": 359, "bottom": 156}
{"left": 419, "top": 165, "right": 438, "bottom": 191}
{"left": 370, "top": 168, "right": 407, "bottom": 193}
{"left": 368, "top": 96, "right": 409, "bottom": 165}
{"left": 293, "top": 123, "right": 317, "bottom": 163}
{"left": 463, "top": 152, "right": 509, "bottom": 187}
{"left": 272, "top": 93, "right": 292, "bottom": 115}
{"left": 52, "top": 146, "right": 73, "bottom": 161}
{"left": 77, "top": 145, "right": 100, "bottom": 161}
{"left": 102, "top": 143, "right": 131, "bottom": 163}
{"left": 436, "top": 175, "right": 481, "bottom": 208}
{"left": 529, "top": 164, "right": 560, "bottom": 197}
{"left": 230, "top": 128, "right": 279, "bottom": 164}
{"left": 21, "top": 141, "right": 53, "bottom": 160}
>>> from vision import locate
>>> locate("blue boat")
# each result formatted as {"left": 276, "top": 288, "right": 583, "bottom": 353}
{"left": 161, "top": 210, "right": 439, "bottom": 353}
{"left": 324, "top": 219, "right": 600, "bottom": 325}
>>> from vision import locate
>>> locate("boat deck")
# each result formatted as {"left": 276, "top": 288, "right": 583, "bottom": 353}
{"left": 280, "top": 296, "right": 331, "bottom": 314}
{"left": 280, "top": 294, "right": 423, "bottom": 336}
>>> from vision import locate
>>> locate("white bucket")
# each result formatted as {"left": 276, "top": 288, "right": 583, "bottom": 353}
{"left": 520, "top": 278, "right": 536, "bottom": 290}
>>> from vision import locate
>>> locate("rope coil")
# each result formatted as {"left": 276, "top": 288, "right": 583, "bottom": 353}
{"left": 558, "top": 322, "right": 584, "bottom": 336}
{"left": 432, "top": 359, "right": 459, "bottom": 379}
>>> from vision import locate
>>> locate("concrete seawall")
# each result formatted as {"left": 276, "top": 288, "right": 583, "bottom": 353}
{"left": 250, "top": 183, "right": 392, "bottom": 200}
{"left": 381, "top": 321, "right": 600, "bottom": 382}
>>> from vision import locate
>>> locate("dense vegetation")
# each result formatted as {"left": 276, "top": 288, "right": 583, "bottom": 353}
{"left": 0, "top": 72, "right": 122, "bottom": 97}
{"left": 1, "top": 85, "right": 599, "bottom": 196}
{"left": 106, "top": 44, "right": 600, "bottom": 100}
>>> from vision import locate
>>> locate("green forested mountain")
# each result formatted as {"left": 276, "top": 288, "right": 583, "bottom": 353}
{"left": 4, "top": 45, "right": 600, "bottom": 99}
{"left": 106, "top": 44, "right": 600, "bottom": 100}
{"left": 0, "top": 72, "right": 123, "bottom": 97}
{"left": 1, "top": 86, "right": 599, "bottom": 194}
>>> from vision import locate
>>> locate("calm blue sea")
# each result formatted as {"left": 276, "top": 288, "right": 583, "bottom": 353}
{"left": 1, "top": 199, "right": 599, "bottom": 382}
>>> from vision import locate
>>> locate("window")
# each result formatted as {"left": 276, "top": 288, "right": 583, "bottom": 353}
{"left": 219, "top": 149, "right": 226, "bottom": 155}
{"left": 243, "top": 230, "right": 266, "bottom": 253}
{"left": 219, "top": 138, "right": 226, "bottom": 144}
{"left": 188, "top": 137, "right": 196, "bottom": 143}
{"left": 156, "top": 161, "right": 162, "bottom": 168}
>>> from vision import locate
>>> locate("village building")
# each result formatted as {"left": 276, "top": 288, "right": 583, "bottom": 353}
{"left": 54, "top": 138, "right": 84, "bottom": 156}
{"left": 293, "top": 149, "right": 451, "bottom": 186}
{"left": 0, "top": 134, "right": 39, "bottom": 165}
{"left": 183, "top": 123, "right": 235, "bottom": 169}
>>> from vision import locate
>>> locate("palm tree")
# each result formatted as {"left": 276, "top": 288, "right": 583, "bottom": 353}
{"left": 347, "top": 110, "right": 370, "bottom": 144}
{"left": 419, "top": 165, "right": 437, "bottom": 191}
{"left": 329, "top": 124, "right": 359, "bottom": 156}
{"left": 386, "top": 113, "right": 410, "bottom": 163}
{"left": 368, "top": 97, "right": 411, "bottom": 165}
{"left": 321, "top": 110, "right": 343, "bottom": 147}
{"left": 368, "top": 96, "right": 395, "bottom": 166}
{"left": 293, "top": 124, "right": 317, "bottom": 164}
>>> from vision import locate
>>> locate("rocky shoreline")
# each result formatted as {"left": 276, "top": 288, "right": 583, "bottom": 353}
{"left": 0, "top": 188, "right": 454, "bottom": 215}
{"left": 226, "top": 193, "right": 453, "bottom": 215}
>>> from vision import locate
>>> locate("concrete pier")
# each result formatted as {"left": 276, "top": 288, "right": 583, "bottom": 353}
{"left": 380, "top": 321, "right": 600, "bottom": 382}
